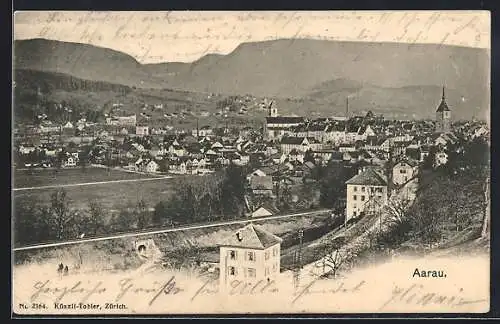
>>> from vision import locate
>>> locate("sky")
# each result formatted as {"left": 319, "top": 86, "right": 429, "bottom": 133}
{"left": 13, "top": 11, "right": 490, "bottom": 64}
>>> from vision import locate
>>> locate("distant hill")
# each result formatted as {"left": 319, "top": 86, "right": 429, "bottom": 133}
{"left": 14, "top": 38, "right": 164, "bottom": 88}
{"left": 14, "top": 38, "right": 490, "bottom": 120}
{"left": 13, "top": 69, "right": 266, "bottom": 128}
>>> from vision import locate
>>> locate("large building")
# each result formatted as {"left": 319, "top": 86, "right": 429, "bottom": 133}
{"left": 218, "top": 223, "right": 282, "bottom": 291}
{"left": 345, "top": 168, "right": 388, "bottom": 222}
{"left": 264, "top": 104, "right": 304, "bottom": 140}
{"left": 279, "top": 136, "right": 322, "bottom": 155}
{"left": 436, "top": 86, "right": 451, "bottom": 133}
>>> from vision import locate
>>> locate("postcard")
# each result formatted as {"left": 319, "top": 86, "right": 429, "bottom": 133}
{"left": 12, "top": 10, "right": 490, "bottom": 315}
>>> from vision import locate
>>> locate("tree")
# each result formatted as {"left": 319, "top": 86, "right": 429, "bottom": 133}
{"left": 153, "top": 201, "right": 169, "bottom": 225}
{"left": 84, "top": 200, "right": 105, "bottom": 236}
{"left": 161, "top": 245, "right": 202, "bottom": 271}
{"left": 319, "top": 162, "right": 355, "bottom": 208}
{"left": 314, "top": 237, "right": 349, "bottom": 278}
{"left": 49, "top": 189, "right": 79, "bottom": 240}
{"left": 304, "top": 149, "right": 315, "bottom": 163}
{"left": 136, "top": 199, "right": 149, "bottom": 230}
{"left": 158, "top": 160, "right": 170, "bottom": 173}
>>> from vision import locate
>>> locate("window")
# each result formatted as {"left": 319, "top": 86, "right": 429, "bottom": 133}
{"left": 265, "top": 251, "right": 270, "bottom": 260}
{"left": 272, "top": 247, "right": 277, "bottom": 257}
{"left": 247, "top": 268, "right": 256, "bottom": 278}
{"left": 353, "top": 186, "right": 358, "bottom": 192}
{"left": 376, "top": 188, "right": 383, "bottom": 193}
{"left": 247, "top": 251, "right": 255, "bottom": 261}
{"left": 353, "top": 195, "right": 357, "bottom": 201}
{"left": 361, "top": 186, "right": 365, "bottom": 192}
{"left": 361, "top": 195, "right": 365, "bottom": 201}
{"left": 229, "top": 266, "right": 237, "bottom": 276}
{"left": 229, "top": 250, "right": 237, "bottom": 260}
{"left": 272, "top": 263, "right": 278, "bottom": 272}
{"left": 265, "top": 267, "right": 270, "bottom": 276}
{"left": 400, "top": 169, "right": 407, "bottom": 174}
{"left": 353, "top": 211, "right": 357, "bottom": 217}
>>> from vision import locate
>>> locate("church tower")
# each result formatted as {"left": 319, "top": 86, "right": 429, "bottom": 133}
{"left": 268, "top": 100, "right": 278, "bottom": 117}
{"left": 436, "top": 86, "right": 451, "bottom": 133}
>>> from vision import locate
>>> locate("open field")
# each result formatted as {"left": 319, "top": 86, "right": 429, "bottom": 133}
{"left": 13, "top": 167, "right": 158, "bottom": 188}
{"left": 14, "top": 176, "right": 177, "bottom": 211}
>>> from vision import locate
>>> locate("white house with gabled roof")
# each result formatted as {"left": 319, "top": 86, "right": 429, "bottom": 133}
{"left": 218, "top": 223, "right": 282, "bottom": 291}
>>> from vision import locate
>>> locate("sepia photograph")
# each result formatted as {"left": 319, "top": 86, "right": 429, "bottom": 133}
{"left": 12, "top": 11, "right": 490, "bottom": 315}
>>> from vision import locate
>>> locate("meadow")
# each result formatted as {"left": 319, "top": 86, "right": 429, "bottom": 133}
{"left": 13, "top": 167, "right": 158, "bottom": 188}
{"left": 13, "top": 167, "right": 177, "bottom": 210}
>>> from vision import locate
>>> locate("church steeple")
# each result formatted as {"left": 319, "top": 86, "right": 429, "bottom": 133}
{"left": 436, "top": 85, "right": 451, "bottom": 133}
{"left": 436, "top": 86, "right": 450, "bottom": 113}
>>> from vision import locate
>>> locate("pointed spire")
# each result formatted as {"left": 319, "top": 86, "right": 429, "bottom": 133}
{"left": 345, "top": 97, "right": 349, "bottom": 119}
{"left": 442, "top": 85, "right": 445, "bottom": 100}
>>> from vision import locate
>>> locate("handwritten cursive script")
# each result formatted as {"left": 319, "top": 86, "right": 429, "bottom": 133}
{"left": 292, "top": 279, "right": 366, "bottom": 305}
{"left": 379, "top": 284, "right": 488, "bottom": 310}
{"left": 116, "top": 276, "right": 183, "bottom": 307}
{"left": 31, "top": 280, "right": 106, "bottom": 304}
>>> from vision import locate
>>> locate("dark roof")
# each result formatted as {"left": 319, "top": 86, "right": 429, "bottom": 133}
{"left": 436, "top": 99, "right": 451, "bottom": 112}
{"left": 218, "top": 224, "right": 283, "bottom": 249}
{"left": 266, "top": 116, "right": 304, "bottom": 124}
{"left": 345, "top": 168, "right": 387, "bottom": 186}
{"left": 436, "top": 88, "right": 451, "bottom": 112}
{"left": 280, "top": 137, "right": 307, "bottom": 145}
{"left": 327, "top": 122, "right": 346, "bottom": 132}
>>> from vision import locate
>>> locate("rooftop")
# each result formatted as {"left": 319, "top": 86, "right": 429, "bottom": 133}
{"left": 345, "top": 168, "right": 387, "bottom": 186}
{"left": 218, "top": 223, "right": 283, "bottom": 249}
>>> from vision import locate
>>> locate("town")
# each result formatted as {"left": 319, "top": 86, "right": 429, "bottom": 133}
{"left": 11, "top": 11, "right": 491, "bottom": 315}
{"left": 14, "top": 86, "right": 489, "bottom": 239}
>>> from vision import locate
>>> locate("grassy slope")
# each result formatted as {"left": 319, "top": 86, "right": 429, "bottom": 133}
{"left": 13, "top": 212, "right": 331, "bottom": 270}
{"left": 13, "top": 167, "right": 158, "bottom": 188}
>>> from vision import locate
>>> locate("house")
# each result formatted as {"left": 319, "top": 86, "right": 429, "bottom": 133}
{"left": 338, "top": 143, "right": 356, "bottom": 153}
{"left": 434, "top": 151, "right": 448, "bottom": 168}
{"left": 198, "top": 125, "right": 213, "bottom": 137}
{"left": 250, "top": 176, "right": 274, "bottom": 197}
{"left": 169, "top": 160, "right": 187, "bottom": 174}
{"left": 218, "top": 224, "right": 282, "bottom": 291}
{"left": 168, "top": 144, "right": 186, "bottom": 157}
{"left": 324, "top": 122, "right": 346, "bottom": 144}
{"left": 280, "top": 137, "right": 321, "bottom": 155}
{"left": 472, "top": 125, "right": 489, "bottom": 139}
{"left": 251, "top": 205, "right": 280, "bottom": 218}
{"left": 312, "top": 149, "right": 339, "bottom": 164}
{"left": 145, "top": 160, "right": 159, "bottom": 173}
{"left": 62, "top": 155, "right": 77, "bottom": 168}
{"left": 345, "top": 168, "right": 388, "bottom": 222}
{"left": 265, "top": 116, "right": 304, "bottom": 140}
{"left": 136, "top": 125, "right": 149, "bottom": 136}
{"left": 288, "top": 149, "right": 304, "bottom": 163}
{"left": 356, "top": 125, "right": 376, "bottom": 141}
{"left": 392, "top": 159, "right": 418, "bottom": 186}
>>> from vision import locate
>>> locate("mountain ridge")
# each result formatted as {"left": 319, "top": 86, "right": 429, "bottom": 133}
{"left": 13, "top": 38, "right": 490, "bottom": 120}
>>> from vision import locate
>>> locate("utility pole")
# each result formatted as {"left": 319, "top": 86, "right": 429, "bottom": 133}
{"left": 345, "top": 97, "right": 349, "bottom": 120}
{"left": 293, "top": 228, "right": 304, "bottom": 289}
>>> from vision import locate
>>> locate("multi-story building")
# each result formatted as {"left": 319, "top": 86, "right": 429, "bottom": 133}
{"left": 264, "top": 105, "right": 305, "bottom": 140}
{"left": 345, "top": 168, "right": 388, "bottom": 223}
{"left": 218, "top": 223, "right": 282, "bottom": 292}
{"left": 279, "top": 136, "right": 322, "bottom": 155}
{"left": 392, "top": 159, "right": 418, "bottom": 186}
{"left": 136, "top": 125, "right": 150, "bottom": 136}
{"left": 436, "top": 86, "right": 452, "bottom": 133}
